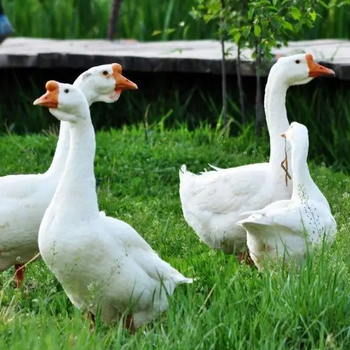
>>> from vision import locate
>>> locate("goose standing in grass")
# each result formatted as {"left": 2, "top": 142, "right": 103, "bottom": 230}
{"left": 236, "top": 122, "right": 337, "bottom": 269}
{"left": 179, "top": 53, "right": 335, "bottom": 258}
{"left": 0, "top": 63, "right": 137, "bottom": 288}
{"left": 34, "top": 81, "right": 193, "bottom": 332}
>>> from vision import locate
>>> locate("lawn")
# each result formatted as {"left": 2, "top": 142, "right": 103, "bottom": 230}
{"left": 0, "top": 123, "right": 350, "bottom": 349}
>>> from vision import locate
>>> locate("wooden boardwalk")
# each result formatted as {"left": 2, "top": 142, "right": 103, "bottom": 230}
{"left": 1, "top": 37, "right": 350, "bottom": 79}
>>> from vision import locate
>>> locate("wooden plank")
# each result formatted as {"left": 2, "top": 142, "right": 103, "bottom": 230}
{"left": 0, "top": 37, "right": 350, "bottom": 79}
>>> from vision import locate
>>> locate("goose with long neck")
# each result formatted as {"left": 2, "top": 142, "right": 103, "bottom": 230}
{"left": 34, "top": 81, "right": 193, "bottom": 332}
{"left": 46, "top": 63, "right": 135, "bottom": 179}
{"left": 237, "top": 122, "right": 337, "bottom": 270}
{"left": 265, "top": 54, "right": 331, "bottom": 168}
{"left": 179, "top": 53, "right": 335, "bottom": 257}
{"left": 0, "top": 63, "right": 137, "bottom": 288}
{"left": 286, "top": 125, "right": 329, "bottom": 209}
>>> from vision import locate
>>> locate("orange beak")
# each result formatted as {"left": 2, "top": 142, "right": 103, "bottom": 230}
{"left": 281, "top": 133, "right": 286, "bottom": 138}
{"left": 33, "top": 81, "right": 59, "bottom": 108}
{"left": 112, "top": 63, "right": 138, "bottom": 92}
{"left": 306, "top": 54, "right": 335, "bottom": 78}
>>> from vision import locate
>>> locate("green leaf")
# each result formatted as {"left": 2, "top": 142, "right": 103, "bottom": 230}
{"left": 152, "top": 30, "right": 162, "bottom": 36}
{"left": 266, "top": 6, "right": 278, "bottom": 12}
{"left": 258, "top": 0, "right": 271, "bottom": 5}
{"left": 290, "top": 7, "right": 301, "bottom": 20}
{"left": 283, "top": 21, "right": 294, "bottom": 31}
{"left": 271, "top": 18, "right": 282, "bottom": 30}
{"left": 254, "top": 24, "right": 261, "bottom": 37}
{"left": 203, "top": 14, "right": 214, "bottom": 22}
{"left": 234, "top": 33, "right": 241, "bottom": 44}
{"left": 247, "top": 8, "right": 254, "bottom": 20}
{"left": 242, "top": 26, "right": 251, "bottom": 39}
{"left": 229, "top": 27, "right": 238, "bottom": 36}
{"left": 309, "top": 10, "right": 317, "bottom": 21}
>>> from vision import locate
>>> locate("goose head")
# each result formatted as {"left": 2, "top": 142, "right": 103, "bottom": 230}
{"left": 33, "top": 81, "right": 89, "bottom": 123}
{"left": 73, "top": 63, "right": 138, "bottom": 104}
{"left": 281, "top": 122, "right": 309, "bottom": 150}
{"left": 271, "top": 53, "right": 335, "bottom": 86}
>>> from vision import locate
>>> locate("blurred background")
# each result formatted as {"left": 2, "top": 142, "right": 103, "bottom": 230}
{"left": 1, "top": 0, "right": 350, "bottom": 170}
{"left": 2, "top": 0, "right": 349, "bottom": 41}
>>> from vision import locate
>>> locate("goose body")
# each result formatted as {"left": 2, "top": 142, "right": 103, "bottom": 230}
{"left": 0, "top": 64, "right": 137, "bottom": 286}
{"left": 179, "top": 54, "right": 335, "bottom": 254}
{"left": 180, "top": 162, "right": 287, "bottom": 253}
{"left": 0, "top": 173, "right": 60, "bottom": 271}
{"left": 36, "top": 81, "right": 193, "bottom": 330}
{"left": 237, "top": 122, "right": 337, "bottom": 269}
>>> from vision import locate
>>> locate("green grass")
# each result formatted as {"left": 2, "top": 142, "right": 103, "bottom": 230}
{"left": 1, "top": 124, "right": 350, "bottom": 348}
{"left": 2, "top": 0, "right": 215, "bottom": 41}
{"left": 2, "top": 0, "right": 349, "bottom": 41}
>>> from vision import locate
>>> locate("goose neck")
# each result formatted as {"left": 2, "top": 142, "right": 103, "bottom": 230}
{"left": 265, "top": 75, "right": 290, "bottom": 168}
{"left": 44, "top": 82, "right": 94, "bottom": 179}
{"left": 291, "top": 144, "right": 313, "bottom": 200}
{"left": 44, "top": 121, "right": 71, "bottom": 179}
{"left": 73, "top": 79, "right": 96, "bottom": 107}
{"left": 48, "top": 105, "right": 99, "bottom": 221}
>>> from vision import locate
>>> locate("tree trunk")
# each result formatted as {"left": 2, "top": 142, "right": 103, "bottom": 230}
{"left": 236, "top": 44, "right": 246, "bottom": 125}
{"left": 237, "top": 0, "right": 248, "bottom": 126}
{"left": 220, "top": 0, "right": 228, "bottom": 132}
{"left": 255, "top": 40, "right": 264, "bottom": 135}
{"left": 220, "top": 36, "right": 228, "bottom": 131}
{"left": 108, "top": 0, "right": 122, "bottom": 40}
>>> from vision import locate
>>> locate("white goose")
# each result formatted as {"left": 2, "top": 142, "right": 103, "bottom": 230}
{"left": 236, "top": 122, "right": 337, "bottom": 269}
{"left": 179, "top": 53, "right": 335, "bottom": 256}
{"left": 34, "top": 81, "right": 193, "bottom": 332}
{"left": 0, "top": 63, "right": 137, "bottom": 287}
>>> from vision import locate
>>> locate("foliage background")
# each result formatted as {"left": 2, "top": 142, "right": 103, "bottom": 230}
{"left": 1, "top": 0, "right": 350, "bottom": 171}
{"left": 2, "top": 0, "right": 350, "bottom": 41}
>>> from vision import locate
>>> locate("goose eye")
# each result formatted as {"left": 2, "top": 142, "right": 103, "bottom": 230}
{"left": 102, "top": 71, "right": 108, "bottom": 76}
{"left": 295, "top": 60, "right": 300, "bottom": 64}
{"left": 64, "top": 89, "right": 69, "bottom": 93}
